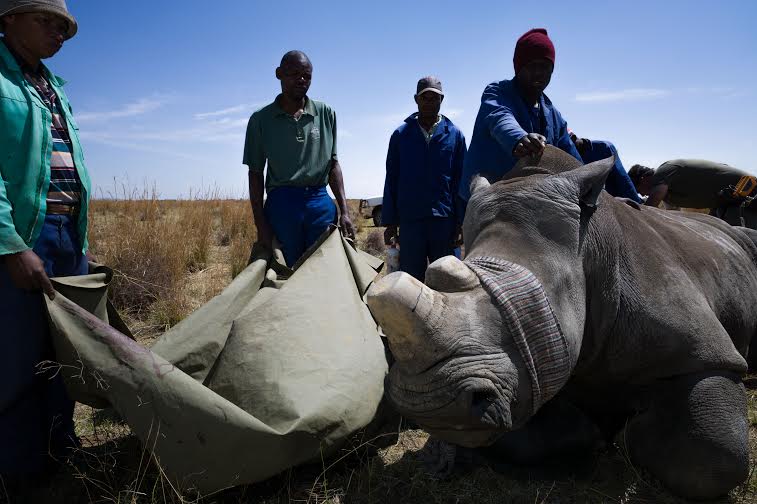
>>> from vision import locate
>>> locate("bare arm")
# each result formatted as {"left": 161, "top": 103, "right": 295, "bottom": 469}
{"left": 248, "top": 170, "right": 273, "bottom": 249}
{"left": 645, "top": 183, "right": 669, "bottom": 207}
{"left": 328, "top": 160, "right": 355, "bottom": 239}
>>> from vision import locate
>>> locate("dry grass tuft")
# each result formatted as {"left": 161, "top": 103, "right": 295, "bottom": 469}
{"left": 89, "top": 188, "right": 187, "bottom": 319}
{"left": 359, "top": 230, "right": 385, "bottom": 259}
{"left": 220, "top": 201, "right": 256, "bottom": 279}
{"left": 88, "top": 188, "right": 255, "bottom": 331}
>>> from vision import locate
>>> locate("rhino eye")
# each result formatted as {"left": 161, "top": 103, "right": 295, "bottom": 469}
{"left": 472, "top": 391, "right": 495, "bottom": 406}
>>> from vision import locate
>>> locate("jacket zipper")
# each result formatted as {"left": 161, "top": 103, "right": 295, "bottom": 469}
{"left": 26, "top": 107, "right": 50, "bottom": 242}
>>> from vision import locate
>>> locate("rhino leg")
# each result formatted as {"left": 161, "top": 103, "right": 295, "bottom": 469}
{"left": 484, "top": 394, "right": 603, "bottom": 466}
{"left": 624, "top": 370, "right": 748, "bottom": 500}
{"left": 418, "top": 396, "right": 602, "bottom": 479}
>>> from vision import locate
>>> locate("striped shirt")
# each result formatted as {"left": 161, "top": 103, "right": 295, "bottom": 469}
{"left": 23, "top": 69, "right": 82, "bottom": 207}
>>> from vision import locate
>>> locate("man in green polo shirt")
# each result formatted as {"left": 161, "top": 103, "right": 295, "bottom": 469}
{"left": 244, "top": 50, "right": 354, "bottom": 267}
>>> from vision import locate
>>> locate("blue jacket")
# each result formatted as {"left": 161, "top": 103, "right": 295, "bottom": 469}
{"left": 382, "top": 114, "right": 466, "bottom": 226}
{"left": 580, "top": 140, "right": 642, "bottom": 203}
{"left": 460, "top": 78, "right": 580, "bottom": 201}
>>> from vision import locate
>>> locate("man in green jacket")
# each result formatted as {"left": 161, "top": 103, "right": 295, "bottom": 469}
{"left": 0, "top": 0, "right": 91, "bottom": 486}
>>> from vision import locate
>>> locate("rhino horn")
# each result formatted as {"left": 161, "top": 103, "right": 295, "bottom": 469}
{"left": 367, "top": 272, "right": 443, "bottom": 366}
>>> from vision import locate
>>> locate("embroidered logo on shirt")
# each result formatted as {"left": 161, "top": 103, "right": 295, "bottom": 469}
{"left": 310, "top": 127, "right": 320, "bottom": 142}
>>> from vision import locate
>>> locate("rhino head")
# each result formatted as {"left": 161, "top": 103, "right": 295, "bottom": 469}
{"left": 367, "top": 150, "right": 615, "bottom": 447}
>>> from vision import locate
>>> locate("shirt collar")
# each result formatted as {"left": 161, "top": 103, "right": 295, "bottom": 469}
{"left": 273, "top": 94, "right": 318, "bottom": 117}
{"left": 418, "top": 113, "right": 442, "bottom": 129}
{"left": 405, "top": 112, "right": 446, "bottom": 125}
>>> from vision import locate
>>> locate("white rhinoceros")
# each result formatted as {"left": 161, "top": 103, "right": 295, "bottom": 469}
{"left": 367, "top": 146, "right": 757, "bottom": 500}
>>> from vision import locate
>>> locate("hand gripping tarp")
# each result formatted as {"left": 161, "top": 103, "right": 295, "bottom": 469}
{"left": 45, "top": 228, "right": 388, "bottom": 493}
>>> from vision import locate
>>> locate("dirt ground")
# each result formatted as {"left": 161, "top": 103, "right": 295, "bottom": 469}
{"left": 11, "top": 200, "right": 755, "bottom": 503}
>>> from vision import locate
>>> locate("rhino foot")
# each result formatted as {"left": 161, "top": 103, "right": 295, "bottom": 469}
{"left": 624, "top": 370, "right": 749, "bottom": 500}
{"left": 418, "top": 438, "right": 476, "bottom": 478}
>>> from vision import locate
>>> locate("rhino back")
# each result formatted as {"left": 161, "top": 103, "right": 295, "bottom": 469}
{"left": 576, "top": 194, "right": 757, "bottom": 383}
{"left": 506, "top": 146, "right": 584, "bottom": 180}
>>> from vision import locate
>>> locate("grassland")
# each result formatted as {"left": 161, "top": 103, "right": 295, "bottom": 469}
{"left": 14, "top": 197, "right": 756, "bottom": 503}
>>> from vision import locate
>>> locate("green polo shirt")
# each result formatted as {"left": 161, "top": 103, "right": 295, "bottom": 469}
{"left": 243, "top": 96, "right": 337, "bottom": 191}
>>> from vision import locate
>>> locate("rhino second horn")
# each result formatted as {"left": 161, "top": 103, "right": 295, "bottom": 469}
{"left": 426, "top": 256, "right": 480, "bottom": 292}
{"left": 367, "top": 272, "right": 441, "bottom": 365}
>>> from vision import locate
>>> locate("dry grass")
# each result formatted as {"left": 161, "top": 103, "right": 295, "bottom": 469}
{"left": 88, "top": 190, "right": 256, "bottom": 334}
{"left": 20, "top": 197, "right": 755, "bottom": 503}
{"left": 359, "top": 230, "right": 386, "bottom": 258}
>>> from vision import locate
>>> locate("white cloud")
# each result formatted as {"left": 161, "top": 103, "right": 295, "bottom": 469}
{"left": 194, "top": 103, "right": 259, "bottom": 119}
{"left": 207, "top": 117, "right": 250, "bottom": 128}
{"left": 81, "top": 113, "right": 249, "bottom": 146}
{"left": 76, "top": 97, "right": 166, "bottom": 123}
{"left": 574, "top": 88, "right": 671, "bottom": 103}
{"left": 78, "top": 132, "right": 205, "bottom": 160}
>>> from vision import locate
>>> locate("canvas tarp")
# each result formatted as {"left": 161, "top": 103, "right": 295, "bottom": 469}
{"left": 45, "top": 228, "right": 388, "bottom": 493}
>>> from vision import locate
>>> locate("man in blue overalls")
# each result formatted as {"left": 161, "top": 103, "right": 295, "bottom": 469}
{"left": 382, "top": 76, "right": 467, "bottom": 281}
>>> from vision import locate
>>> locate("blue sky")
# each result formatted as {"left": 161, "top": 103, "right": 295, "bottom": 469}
{"left": 51, "top": 0, "right": 757, "bottom": 199}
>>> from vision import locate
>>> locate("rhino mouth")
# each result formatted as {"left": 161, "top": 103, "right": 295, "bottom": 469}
{"left": 387, "top": 355, "right": 517, "bottom": 441}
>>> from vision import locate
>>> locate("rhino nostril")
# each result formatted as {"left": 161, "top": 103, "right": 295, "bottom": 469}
{"left": 471, "top": 391, "right": 495, "bottom": 418}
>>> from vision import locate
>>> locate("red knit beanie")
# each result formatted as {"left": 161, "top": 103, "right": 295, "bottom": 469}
{"left": 513, "top": 28, "right": 555, "bottom": 74}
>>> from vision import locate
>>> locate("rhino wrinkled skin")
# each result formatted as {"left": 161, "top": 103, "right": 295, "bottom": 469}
{"left": 367, "top": 146, "right": 757, "bottom": 500}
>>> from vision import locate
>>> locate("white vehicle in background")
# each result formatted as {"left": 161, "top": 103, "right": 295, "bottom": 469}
{"left": 358, "top": 197, "right": 384, "bottom": 227}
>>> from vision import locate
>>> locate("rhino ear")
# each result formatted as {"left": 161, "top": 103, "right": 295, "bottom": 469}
{"left": 469, "top": 175, "right": 491, "bottom": 196}
{"left": 564, "top": 155, "right": 614, "bottom": 208}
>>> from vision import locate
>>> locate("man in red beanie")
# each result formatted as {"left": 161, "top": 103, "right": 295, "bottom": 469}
{"left": 459, "top": 28, "right": 638, "bottom": 203}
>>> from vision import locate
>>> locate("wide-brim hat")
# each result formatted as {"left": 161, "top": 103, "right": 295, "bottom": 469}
{"left": 0, "top": 0, "right": 78, "bottom": 39}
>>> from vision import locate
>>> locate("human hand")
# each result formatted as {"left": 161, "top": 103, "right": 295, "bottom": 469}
{"left": 615, "top": 197, "right": 642, "bottom": 210}
{"left": 5, "top": 249, "right": 55, "bottom": 299}
{"left": 569, "top": 132, "right": 590, "bottom": 155}
{"left": 453, "top": 224, "right": 464, "bottom": 247}
{"left": 255, "top": 219, "right": 274, "bottom": 251}
{"left": 384, "top": 225, "right": 398, "bottom": 245}
{"left": 340, "top": 212, "right": 356, "bottom": 240}
{"left": 513, "top": 133, "right": 546, "bottom": 158}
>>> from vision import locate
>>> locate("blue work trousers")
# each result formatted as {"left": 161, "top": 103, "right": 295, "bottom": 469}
{"left": 399, "top": 217, "right": 460, "bottom": 281}
{"left": 264, "top": 186, "right": 337, "bottom": 267}
{"left": 581, "top": 141, "right": 641, "bottom": 202}
{"left": 0, "top": 214, "right": 87, "bottom": 475}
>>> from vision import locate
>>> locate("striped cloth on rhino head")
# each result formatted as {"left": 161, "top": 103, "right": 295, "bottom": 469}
{"left": 465, "top": 256, "right": 571, "bottom": 413}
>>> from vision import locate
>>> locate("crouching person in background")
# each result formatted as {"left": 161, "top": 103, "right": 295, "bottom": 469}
{"left": 0, "top": 0, "right": 91, "bottom": 490}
